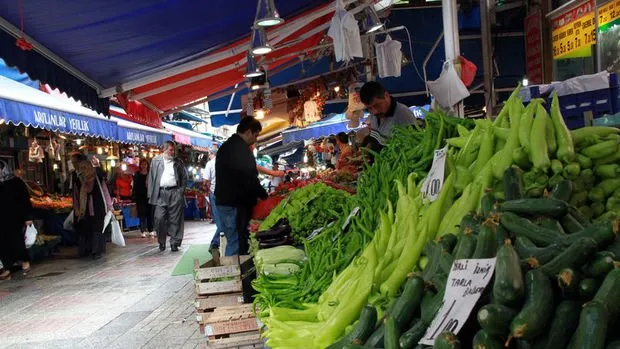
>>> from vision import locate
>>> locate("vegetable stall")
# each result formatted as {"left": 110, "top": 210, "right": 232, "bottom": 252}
{"left": 247, "top": 84, "right": 620, "bottom": 349}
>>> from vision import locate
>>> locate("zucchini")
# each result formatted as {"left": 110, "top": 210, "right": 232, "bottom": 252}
{"left": 477, "top": 303, "right": 517, "bottom": 337}
{"left": 390, "top": 276, "right": 425, "bottom": 330}
{"left": 399, "top": 319, "right": 427, "bottom": 349}
{"left": 481, "top": 191, "right": 497, "bottom": 217}
{"left": 438, "top": 251, "right": 455, "bottom": 275}
{"left": 607, "top": 340, "right": 620, "bottom": 349}
{"left": 540, "top": 237, "right": 598, "bottom": 276}
{"left": 536, "top": 216, "right": 564, "bottom": 234}
{"left": 540, "top": 300, "right": 581, "bottom": 349}
{"left": 583, "top": 251, "right": 616, "bottom": 278}
{"left": 514, "top": 237, "right": 563, "bottom": 265}
{"left": 578, "top": 278, "right": 600, "bottom": 300}
{"left": 500, "top": 212, "right": 564, "bottom": 247}
{"left": 568, "top": 206, "right": 591, "bottom": 227}
{"left": 557, "top": 268, "right": 581, "bottom": 299}
{"left": 384, "top": 315, "right": 399, "bottom": 349}
{"left": 567, "top": 301, "right": 609, "bottom": 349}
{"left": 509, "top": 269, "right": 554, "bottom": 341}
{"left": 472, "top": 219, "right": 498, "bottom": 259}
{"left": 562, "top": 220, "right": 617, "bottom": 248}
{"left": 460, "top": 212, "right": 481, "bottom": 235}
{"left": 493, "top": 240, "right": 525, "bottom": 306}
{"left": 422, "top": 242, "right": 441, "bottom": 281}
{"left": 504, "top": 166, "right": 524, "bottom": 201}
{"left": 605, "top": 237, "right": 620, "bottom": 259}
{"left": 549, "top": 179, "right": 573, "bottom": 202}
{"left": 421, "top": 291, "right": 443, "bottom": 326}
{"left": 472, "top": 329, "right": 504, "bottom": 349}
{"left": 364, "top": 323, "right": 385, "bottom": 348}
{"left": 438, "top": 234, "right": 458, "bottom": 254}
{"left": 594, "top": 268, "right": 620, "bottom": 315}
{"left": 433, "top": 331, "right": 460, "bottom": 349}
{"left": 453, "top": 232, "right": 477, "bottom": 260}
{"left": 560, "top": 214, "right": 585, "bottom": 234}
{"left": 499, "top": 198, "right": 568, "bottom": 217}
{"left": 336, "top": 304, "right": 378, "bottom": 346}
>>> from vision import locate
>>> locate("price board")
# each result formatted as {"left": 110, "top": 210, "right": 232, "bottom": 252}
{"left": 598, "top": 0, "right": 620, "bottom": 27}
{"left": 551, "top": 0, "right": 596, "bottom": 59}
{"left": 421, "top": 146, "right": 448, "bottom": 202}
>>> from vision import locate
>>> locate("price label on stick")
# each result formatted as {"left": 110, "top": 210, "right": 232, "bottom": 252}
{"left": 420, "top": 258, "right": 496, "bottom": 346}
{"left": 421, "top": 146, "right": 448, "bottom": 202}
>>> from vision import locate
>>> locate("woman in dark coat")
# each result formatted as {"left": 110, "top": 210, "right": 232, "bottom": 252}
{"left": 133, "top": 158, "right": 154, "bottom": 238}
{"left": 0, "top": 168, "right": 33, "bottom": 280}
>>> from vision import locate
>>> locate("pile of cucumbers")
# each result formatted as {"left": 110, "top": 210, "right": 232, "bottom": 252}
{"left": 330, "top": 166, "right": 620, "bottom": 349}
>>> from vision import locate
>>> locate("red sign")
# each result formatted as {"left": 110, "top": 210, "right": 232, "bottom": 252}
{"left": 524, "top": 10, "right": 544, "bottom": 84}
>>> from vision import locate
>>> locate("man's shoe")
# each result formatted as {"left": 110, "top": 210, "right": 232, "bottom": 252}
{"left": 159, "top": 244, "right": 165, "bottom": 251}
{"left": 171, "top": 245, "right": 179, "bottom": 252}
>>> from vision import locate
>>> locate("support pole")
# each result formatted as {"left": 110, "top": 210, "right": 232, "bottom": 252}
{"left": 441, "top": 0, "right": 464, "bottom": 117}
{"left": 479, "top": 0, "right": 495, "bottom": 116}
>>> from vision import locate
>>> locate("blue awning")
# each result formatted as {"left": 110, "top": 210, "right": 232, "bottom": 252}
{"left": 163, "top": 122, "right": 212, "bottom": 149}
{"left": 173, "top": 111, "right": 208, "bottom": 124}
{"left": 114, "top": 117, "right": 173, "bottom": 146}
{"left": 281, "top": 113, "right": 368, "bottom": 144}
{"left": 0, "top": 75, "right": 116, "bottom": 139}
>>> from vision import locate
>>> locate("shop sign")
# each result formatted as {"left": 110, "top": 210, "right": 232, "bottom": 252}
{"left": 598, "top": 0, "right": 620, "bottom": 27}
{"left": 551, "top": 0, "right": 596, "bottom": 59}
{"left": 525, "top": 10, "right": 544, "bottom": 84}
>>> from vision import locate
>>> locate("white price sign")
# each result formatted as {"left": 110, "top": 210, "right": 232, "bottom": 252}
{"left": 420, "top": 258, "right": 496, "bottom": 346}
{"left": 421, "top": 146, "right": 448, "bottom": 201}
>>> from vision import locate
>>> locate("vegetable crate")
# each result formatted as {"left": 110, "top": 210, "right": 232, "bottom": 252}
{"left": 194, "top": 255, "right": 263, "bottom": 349}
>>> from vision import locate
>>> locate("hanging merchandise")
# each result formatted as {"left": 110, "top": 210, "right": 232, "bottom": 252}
{"left": 28, "top": 138, "right": 44, "bottom": 163}
{"left": 375, "top": 35, "right": 402, "bottom": 78}
{"left": 427, "top": 60, "right": 471, "bottom": 110}
{"left": 303, "top": 100, "right": 321, "bottom": 124}
{"left": 345, "top": 82, "right": 365, "bottom": 128}
{"left": 327, "top": 0, "right": 363, "bottom": 63}
{"left": 459, "top": 55, "right": 477, "bottom": 87}
{"left": 46, "top": 136, "right": 62, "bottom": 162}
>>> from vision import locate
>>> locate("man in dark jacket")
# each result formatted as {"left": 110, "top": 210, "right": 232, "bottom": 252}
{"left": 215, "top": 116, "right": 267, "bottom": 256}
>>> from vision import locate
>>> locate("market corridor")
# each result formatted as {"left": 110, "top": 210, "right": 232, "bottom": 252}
{"left": 0, "top": 221, "right": 216, "bottom": 349}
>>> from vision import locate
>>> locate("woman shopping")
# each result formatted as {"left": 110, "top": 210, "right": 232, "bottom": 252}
{"left": 0, "top": 168, "right": 33, "bottom": 280}
{"left": 133, "top": 158, "right": 154, "bottom": 238}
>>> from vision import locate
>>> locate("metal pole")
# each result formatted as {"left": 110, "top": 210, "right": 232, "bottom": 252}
{"left": 479, "top": 0, "right": 495, "bottom": 116}
{"left": 441, "top": 0, "right": 464, "bottom": 117}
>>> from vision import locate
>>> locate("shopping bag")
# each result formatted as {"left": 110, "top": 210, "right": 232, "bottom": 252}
{"left": 111, "top": 220, "right": 126, "bottom": 247}
{"left": 459, "top": 55, "right": 477, "bottom": 87}
{"left": 63, "top": 210, "right": 74, "bottom": 231}
{"left": 24, "top": 224, "right": 38, "bottom": 248}
{"left": 427, "top": 60, "right": 471, "bottom": 109}
{"left": 103, "top": 210, "right": 114, "bottom": 233}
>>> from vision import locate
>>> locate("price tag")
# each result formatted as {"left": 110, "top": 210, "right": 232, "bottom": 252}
{"left": 341, "top": 206, "right": 360, "bottom": 231}
{"left": 307, "top": 226, "right": 325, "bottom": 241}
{"left": 421, "top": 146, "right": 448, "bottom": 202}
{"left": 420, "top": 258, "right": 496, "bottom": 346}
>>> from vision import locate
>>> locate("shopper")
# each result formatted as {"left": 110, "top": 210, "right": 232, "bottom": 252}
{"left": 71, "top": 153, "right": 114, "bottom": 260}
{"left": 148, "top": 141, "right": 188, "bottom": 252}
{"left": 134, "top": 158, "right": 154, "bottom": 238}
{"left": 360, "top": 81, "right": 416, "bottom": 146}
{"left": 335, "top": 132, "right": 355, "bottom": 170}
{"left": 216, "top": 116, "right": 268, "bottom": 256}
{"left": 0, "top": 168, "right": 33, "bottom": 280}
{"left": 115, "top": 167, "right": 133, "bottom": 201}
{"left": 203, "top": 149, "right": 221, "bottom": 251}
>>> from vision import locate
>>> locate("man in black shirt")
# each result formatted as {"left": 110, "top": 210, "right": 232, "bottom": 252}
{"left": 215, "top": 116, "right": 267, "bottom": 255}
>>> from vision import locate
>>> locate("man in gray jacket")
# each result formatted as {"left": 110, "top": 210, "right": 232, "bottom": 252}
{"left": 148, "top": 141, "right": 188, "bottom": 252}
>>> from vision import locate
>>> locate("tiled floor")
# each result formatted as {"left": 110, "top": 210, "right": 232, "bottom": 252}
{"left": 0, "top": 221, "right": 216, "bottom": 349}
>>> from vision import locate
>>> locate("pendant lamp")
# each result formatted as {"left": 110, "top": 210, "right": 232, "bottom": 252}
{"left": 255, "top": 0, "right": 284, "bottom": 27}
{"left": 251, "top": 27, "right": 272, "bottom": 55}
{"left": 244, "top": 51, "right": 264, "bottom": 78}
{"left": 364, "top": 7, "right": 384, "bottom": 33}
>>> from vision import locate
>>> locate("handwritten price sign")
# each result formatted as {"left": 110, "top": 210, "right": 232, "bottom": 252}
{"left": 420, "top": 258, "right": 496, "bottom": 345}
{"left": 421, "top": 146, "right": 448, "bottom": 202}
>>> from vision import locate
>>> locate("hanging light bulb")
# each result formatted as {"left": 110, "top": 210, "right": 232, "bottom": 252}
{"left": 244, "top": 51, "right": 264, "bottom": 78}
{"left": 255, "top": 109, "right": 265, "bottom": 119}
{"left": 97, "top": 147, "right": 103, "bottom": 155}
{"left": 75, "top": 139, "right": 83, "bottom": 145}
{"left": 364, "top": 7, "right": 384, "bottom": 33}
{"left": 121, "top": 163, "right": 128, "bottom": 172}
{"left": 522, "top": 77, "right": 529, "bottom": 87}
{"left": 255, "top": 0, "right": 284, "bottom": 27}
{"left": 334, "top": 86, "right": 341, "bottom": 93}
{"left": 110, "top": 159, "right": 116, "bottom": 167}
{"left": 52, "top": 163, "right": 59, "bottom": 171}
{"left": 251, "top": 27, "right": 272, "bottom": 55}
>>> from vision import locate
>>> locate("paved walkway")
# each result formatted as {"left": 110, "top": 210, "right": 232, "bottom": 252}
{"left": 0, "top": 221, "right": 216, "bottom": 349}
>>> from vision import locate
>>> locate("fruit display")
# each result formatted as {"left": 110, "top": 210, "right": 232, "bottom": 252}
{"left": 30, "top": 195, "right": 73, "bottom": 211}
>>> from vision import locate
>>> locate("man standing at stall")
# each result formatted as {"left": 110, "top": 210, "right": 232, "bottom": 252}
{"left": 360, "top": 81, "right": 417, "bottom": 147}
{"left": 203, "top": 148, "right": 221, "bottom": 252}
{"left": 148, "top": 141, "right": 188, "bottom": 252}
{"left": 215, "top": 116, "right": 267, "bottom": 256}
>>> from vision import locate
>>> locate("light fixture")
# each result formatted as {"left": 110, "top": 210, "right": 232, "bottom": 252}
{"left": 522, "top": 77, "right": 529, "bottom": 87}
{"left": 249, "top": 73, "right": 267, "bottom": 91}
{"left": 121, "top": 163, "right": 128, "bottom": 171}
{"left": 255, "top": 109, "right": 265, "bottom": 119}
{"left": 364, "top": 7, "right": 384, "bottom": 33}
{"left": 75, "top": 139, "right": 83, "bottom": 145}
{"left": 52, "top": 163, "right": 59, "bottom": 171}
{"left": 0, "top": 118, "right": 4, "bottom": 125}
{"left": 97, "top": 147, "right": 103, "bottom": 155}
{"left": 106, "top": 154, "right": 119, "bottom": 168}
{"left": 251, "top": 27, "right": 272, "bottom": 55}
{"left": 255, "top": 0, "right": 284, "bottom": 27}
{"left": 244, "top": 51, "right": 264, "bottom": 78}
{"left": 334, "top": 86, "right": 340, "bottom": 93}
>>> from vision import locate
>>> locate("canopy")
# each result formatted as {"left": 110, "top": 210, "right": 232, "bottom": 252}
{"left": 281, "top": 113, "right": 368, "bottom": 144}
{"left": 173, "top": 111, "right": 208, "bottom": 124}
{"left": 163, "top": 122, "right": 212, "bottom": 148}
{"left": 0, "top": 75, "right": 116, "bottom": 139}
{"left": 112, "top": 110, "right": 173, "bottom": 146}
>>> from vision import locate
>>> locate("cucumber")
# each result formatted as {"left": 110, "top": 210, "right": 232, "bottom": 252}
{"left": 499, "top": 198, "right": 568, "bottom": 217}
{"left": 540, "top": 237, "right": 598, "bottom": 276}
{"left": 493, "top": 240, "right": 525, "bottom": 307}
{"left": 390, "top": 276, "right": 425, "bottom": 330}
{"left": 540, "top": 300, "right": 581, "bottom": 349}
{"left": 583, "top": 251, "right": 616, "bottom": 278}
{"left": 472, "top": 219, "right": 497, "bottom": 259}
{"left": 430, "top": 272, "right": 448, "bottom": 295}
{"left": 481, "top": 191, "right": 497, "bottom": 217}
{"left": 509, "top": 269, "right": 554, "bottom": 341}
{"left": 421, "top": 291, "right": 443, "bottom": 326}
{"left": 560, "top": 214, "right": 585, "bottom": 234}
{"left": 504, "top": 166, "right": 524, "bottom": 201}
{"left": 578, "top": 278, "right": 600, "bottom": 300}
{"left": 549, "top": 180, "right": 573, "bottom": 202}
{"left": 568, "top": 206, "right": 591, "bottom": 227}
{"left": 460, "top": 212, "right": 481, "bottom": 235}
{"left": 434, "top": 331, "right": 460, "bottom": 349}
{"left": 384, "top": 315, "right": 399, "bottom": 349}
{"left": 331, "top": 304, "right": 377, "bottom": 347}
{"left": 605, "top": 237, "right": 620, "bottom": 259}
{"left": 557, "top": 268, "right": 581, "bottom": 299}
{"left": 477, "top": 304, "right": 517, "bottom": 337}
{"left": 500, "top": 212, "right": 564, "bottom": 247}
{"left": 364, "top": 323, "right": 385, "bottom": 348}
{"left": 607, "top": 340, "right": 620, "bottom": 349}
{"left": 438, "top": 234, "right": 458, "bottom": 253}
{"left": 514, "top": 237, "right": 563, "bottom": 264}
{"left": 567, "top": 301, "right": 609, "bottom": 349}
{"left": 472, "top": 329, "right": 504, "bottom": 349}
{"left": 536, "top": 216, "right": 564, "bottom": 234}
{"left": 438, "top": 251, "right": 455, "bottom": 275}
{"left": 594, "top": 268, "right": 620, "bottom": 315}
{"left": 562, "top": 219, "right": 617, "bottom": 248}
{"left": 453, "top": 232, "right": 477, "bottom": 260}
{"left": 422, "top": 242, "right": 441, "bottom": 281}
{"left": 399, "top": 319, "right": 427, "bottom": 349}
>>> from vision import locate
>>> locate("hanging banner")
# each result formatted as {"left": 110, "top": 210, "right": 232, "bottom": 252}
{"left": 551, "top": 0, "right": 596, "bottom": 59}
{"left": 525, "top": 10, "right": 544, "bottom": 84}
{"left": 598, "top": 0, "right": 620, "bottom": 27}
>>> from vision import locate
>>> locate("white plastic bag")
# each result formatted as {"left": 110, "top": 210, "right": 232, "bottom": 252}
{"left": 427, "top": 60, "right": 470, "bottom": 109}
{"left": 24, "top": 224, "right": 38, "bottom": 248}
{"left": 103, "top": 210, "right": 114, "bottom": 233}
{"left": 63, "top": 211, "right": 74, "bottom": 231}
{"left": 111, "top": 220, "right": 125, "bottom": 247}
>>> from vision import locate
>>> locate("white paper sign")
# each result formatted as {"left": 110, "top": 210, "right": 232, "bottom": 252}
{"left": 421, "top": 146, "right": 448, "bottom": 201}
{"left": 420, "top": 258, "right": 496, "bottom": 345}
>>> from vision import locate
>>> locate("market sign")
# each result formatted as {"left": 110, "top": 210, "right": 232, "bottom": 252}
{"left": 598, "top": 0, "right": 620, "bottom": 27}
{"left": 117, "top": 126, "right": 172, "bottom": 146}
{"left": 525, "top": 10, "right": 544, "bottom": 84}
{"left": 551, "top": 0, "right": 596, "bottom": 59}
